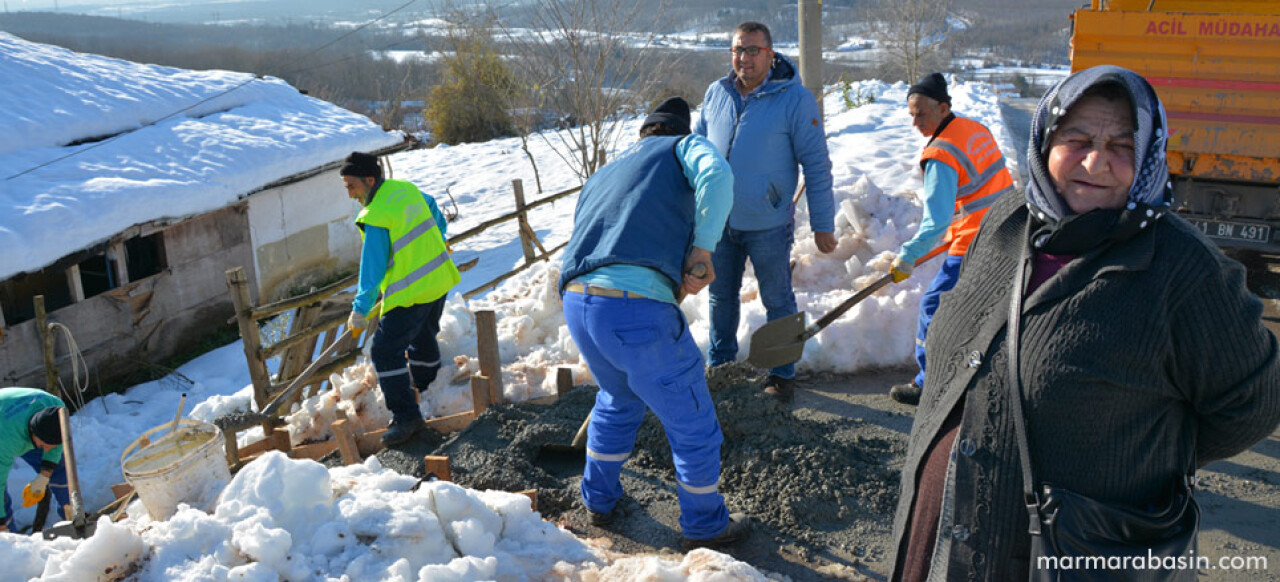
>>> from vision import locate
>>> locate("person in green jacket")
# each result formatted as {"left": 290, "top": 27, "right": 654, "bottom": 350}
{"left": 1, "top": 387, "right": 69, "bottom": 532}
{"left": 341, "top": 152, "right": 461, "bottom": 447}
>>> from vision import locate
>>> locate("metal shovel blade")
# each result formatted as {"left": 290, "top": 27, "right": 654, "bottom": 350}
{"left": 747, "top": 312, "right": 808, "bottom": 370}
{"left": 42, "top": 518, "right": 96, "bottom": 540}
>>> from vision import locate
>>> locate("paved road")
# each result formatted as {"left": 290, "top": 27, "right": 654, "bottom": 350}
{"left": 796, "top": 369, "right": 1280, "bottom": 580}
{"left": 999, "top": 96, "right": 1038, "bottom": 184}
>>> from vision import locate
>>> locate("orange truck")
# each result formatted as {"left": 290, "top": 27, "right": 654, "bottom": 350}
{"left": 1070, "top": 0, "right": 1280, "bottom": 252}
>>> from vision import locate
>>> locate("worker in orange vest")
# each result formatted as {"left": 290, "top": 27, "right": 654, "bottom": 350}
{"left": 889, "top": 73, "right": 1015, "bottom": 406}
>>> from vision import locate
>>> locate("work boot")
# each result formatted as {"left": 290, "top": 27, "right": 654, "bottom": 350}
{"left": 381, "top": 418, "right": 427, "bottom": 446}
{"left": 889, "top": 381, "right": 922, "bottom": 406}
{"left": 764, "top": 375, "right": 795, "bottom": 403}
{"left": 586, "top": 507, "right": 614, "bottom": 527}
{"left": 681, "top": 512, "right": 752, "bottom": 551}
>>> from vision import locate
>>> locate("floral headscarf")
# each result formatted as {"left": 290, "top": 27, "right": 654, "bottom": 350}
{"left": 1023, "top": 66, "right": 1173, "bottom": 253}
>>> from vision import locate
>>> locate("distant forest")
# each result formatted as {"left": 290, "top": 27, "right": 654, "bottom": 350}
{"left": 0, "top": 0, "right": 1080, "bottom": 132}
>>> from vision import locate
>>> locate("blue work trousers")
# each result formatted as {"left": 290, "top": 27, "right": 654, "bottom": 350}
{"left": 562, "top": 290, "right": 729, "bottom": 540}
{"left": 708, "top": 222, "right": 797, "bottom": 379}
{"left": 371, "top": 297, "right": 447, "bottom": 423}
{"left": 914, "top": 254, "right": 965, "bottom": 388}
{"left": 3, "top": 449, "right": 69, "bottom": 529}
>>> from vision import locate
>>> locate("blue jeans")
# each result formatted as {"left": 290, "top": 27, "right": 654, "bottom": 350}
{"left": 708, "top": 222, "right": 797, "bottom": 379}
{"left": 3, "top": 449, "right": 69, "bottom": 529}
{"left": 562, "top": 291, "right": 729, "bottom": 540}
{"left": 370, "top": 297, "right": 447, "bottom": 424}
{"left": 914, "top": 254, "right": 964, "bottom": 388}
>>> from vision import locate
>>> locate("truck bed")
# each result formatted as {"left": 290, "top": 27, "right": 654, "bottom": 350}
{"left": 1070, "top": 4, "right": 1280, "bottom": 184}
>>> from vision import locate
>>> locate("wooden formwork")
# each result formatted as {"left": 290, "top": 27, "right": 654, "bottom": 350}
{"left": 223, "top": 373, "right": 496, "bottom": 471}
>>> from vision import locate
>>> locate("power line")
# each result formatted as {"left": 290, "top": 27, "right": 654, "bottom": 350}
{"left": 5, "top": 75, "right": 260, "bottom": 181}
{"left": 281, "top": 0, "right": 422, "bottom": 77}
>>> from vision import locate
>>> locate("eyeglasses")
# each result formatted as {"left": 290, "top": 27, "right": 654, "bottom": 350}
{"left": 730, "top": 45, "right": 766, "bottom": 57}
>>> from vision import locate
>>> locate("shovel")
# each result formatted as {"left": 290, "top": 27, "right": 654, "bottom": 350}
{"left": 537, "top": 262, "right": 708, "bottom": 465}
{"left": 747, "top": 244, "right": 949, "bottom": 370}
{"left": 260, "top": 301, "right": 382, "bottom": 418}
{"left": 42, "top": 407, "right": 95, "bottom": 540}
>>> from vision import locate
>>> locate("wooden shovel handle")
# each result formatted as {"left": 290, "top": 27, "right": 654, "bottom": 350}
{"left": 803, "top": 242, "right": 951, "bottom": 339}
{"left": 57, "top": 407, "right": 86, "bottom": 527}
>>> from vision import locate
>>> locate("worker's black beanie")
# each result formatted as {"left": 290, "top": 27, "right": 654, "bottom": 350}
{"left": 908, "top": 72, "right": 951, "bottom": 105}
{"left": 642, "top": 97, "right": 692, "bottom": 135}
{"left": 29, "top": 407, "right": 62, "bottom": 446}
{"left": 339, "top": 152, "right": 382, "bottom": 178}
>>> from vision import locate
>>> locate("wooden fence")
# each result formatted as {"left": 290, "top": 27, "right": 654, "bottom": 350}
{"left": 447, "top": 178, "right": 580, "bottom": 299}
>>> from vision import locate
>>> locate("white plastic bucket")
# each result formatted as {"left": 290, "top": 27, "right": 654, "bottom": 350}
{"left": 121, "top": 419, "right": 232, "bottom": 520}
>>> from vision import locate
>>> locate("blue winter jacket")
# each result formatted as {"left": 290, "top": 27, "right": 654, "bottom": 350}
{"left": 694, "top": 52, "right": 834, "bottom": 233}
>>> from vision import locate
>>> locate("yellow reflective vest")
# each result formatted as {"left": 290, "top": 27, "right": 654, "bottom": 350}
{"left": 356, "top": 180, "right": 460, "bottom": 314}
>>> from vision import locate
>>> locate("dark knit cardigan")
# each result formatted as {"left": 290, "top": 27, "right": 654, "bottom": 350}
{"left": 889, "top": 192, "right": 1280, "bottom": 581}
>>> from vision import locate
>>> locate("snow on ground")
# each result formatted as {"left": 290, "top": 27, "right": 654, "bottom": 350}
{"left": 3, "top": 31, "right": 1019, "bottom": 580}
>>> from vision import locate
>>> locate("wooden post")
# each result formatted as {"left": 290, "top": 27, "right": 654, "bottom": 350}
{"left": 424, "top": 455, "right": 451, "bottom": 481}
{"left": 278, "top": 304, "right": 322, "bottom": 408}
{"left": 513, "top": 180, "right": 537, "bottom": 266}
{"left": 307, "top": 328, "right": 336, "bottom": 400}
{"left": 332, "top": 419, "right": 361, "bottom": 465}
{"left": 65, "top": 265, "right": 85, "bottom": 303}
{"left": 475, "top": 310, "right": 504, "bottom": 404}
{"left": 34, "top": 296, "right": 58, "bottom": 395}
{"left": 223, "top": 427, "right": 240, "bottom": 470}
{"left": 470, "top": 374, "right": 491, "bottom": 415}
{"left": 226, "top": 268, "right": 273, "bottom": 414}
{"left": 108, "top": 241, "right": 129, "bottom": 287}
{"left": 556, "top": 367, "right": 573, "bottom": 398}
{"left": 518, "top": 489, "right": 538, "bottom": 512}
{"left": 271, "top": 427, "right": 291, "bottom": 453}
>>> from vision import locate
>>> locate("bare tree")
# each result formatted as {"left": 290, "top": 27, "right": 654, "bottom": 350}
{"left": 867, "top": 0, "right": 952, "bottom": 83}
{"left": 491, "top": 0, "right": 677, "bottom": 182}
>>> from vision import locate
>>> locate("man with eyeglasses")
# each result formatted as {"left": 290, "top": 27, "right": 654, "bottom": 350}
{"left": 694, "top": 21, "right": 836, "bottom": 403}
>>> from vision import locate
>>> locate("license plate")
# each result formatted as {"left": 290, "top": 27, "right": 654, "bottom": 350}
{"left": 1186, "top": 218, "right": 1272, "bottom": 244}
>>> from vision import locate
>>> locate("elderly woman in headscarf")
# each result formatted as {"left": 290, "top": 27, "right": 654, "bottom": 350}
{"left": 888, "top": 65, "right": 1280, "bottom": 581}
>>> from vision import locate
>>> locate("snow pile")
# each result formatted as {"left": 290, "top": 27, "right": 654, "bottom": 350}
{"left": 285, "top": 363, "right": 389, "bottom": 445}
{"left": 576, "top": 548, "right": 777, "bottom": 580}
{"left": 5, "top": 452, "right": 771, "bottom": 581}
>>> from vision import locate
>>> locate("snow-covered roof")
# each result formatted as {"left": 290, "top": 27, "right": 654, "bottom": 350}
{"left": 0, "top": 32, "right": 403, "bottom": 281}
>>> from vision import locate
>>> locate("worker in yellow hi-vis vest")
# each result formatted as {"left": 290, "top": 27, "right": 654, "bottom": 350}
{"left": 340, "top": 152, "right": 460, "bottom": 446}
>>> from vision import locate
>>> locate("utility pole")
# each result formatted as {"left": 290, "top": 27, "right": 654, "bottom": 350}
{"left": 798, "top": 0, "right": 824, "bottom": 117}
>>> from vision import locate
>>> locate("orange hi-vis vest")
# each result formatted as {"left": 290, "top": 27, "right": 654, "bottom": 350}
{"left": 920, "top": 116, "right": 1015, "bottom": 256}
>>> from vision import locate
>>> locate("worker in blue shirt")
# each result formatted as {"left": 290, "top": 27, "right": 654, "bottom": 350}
{"left": 341, "top": 152, "right": 460, "bottom": 446}
{"left": 560, "top": 97, "right": 751, "bottom": 551}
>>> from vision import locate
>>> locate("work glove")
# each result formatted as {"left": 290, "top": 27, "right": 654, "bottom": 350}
{"left": 347, "top": 310, "right": 371, "bottom": 331}
{"left": 22, "top": 474, "right": 49, "bottom": 507}
{"left": 890, "top": 256, "right": 913, "bottom": 283}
